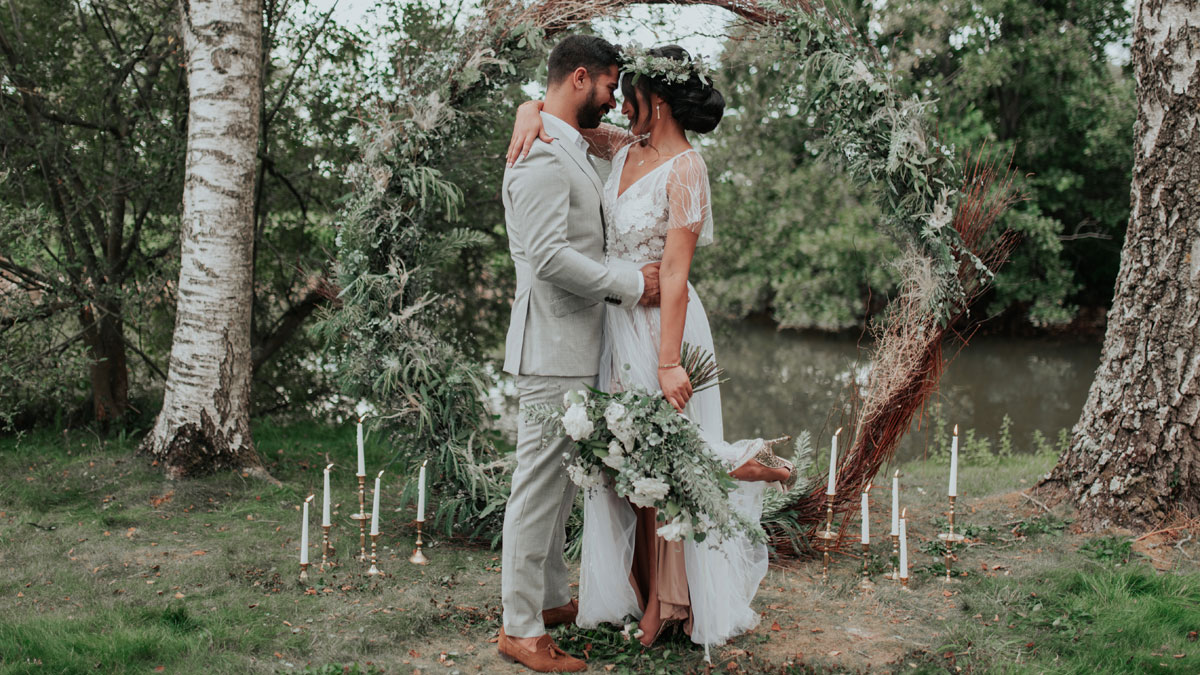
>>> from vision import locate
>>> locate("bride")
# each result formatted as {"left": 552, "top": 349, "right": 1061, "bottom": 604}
{"left": 508, "top": 45, "right": 795, "bottom": 651}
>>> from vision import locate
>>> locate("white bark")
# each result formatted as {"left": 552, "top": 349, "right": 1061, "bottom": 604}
{"left": 1044, "top": 0, "right": 1199, "bottom": 528}
{"left": 145, "top": 0, "right": 267, "bottom": 478}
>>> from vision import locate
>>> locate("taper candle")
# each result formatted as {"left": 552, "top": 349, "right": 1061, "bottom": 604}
{"left": 826, "top": 427, "right": 842, "bottom": 495}
{"left": 416, "top": 460, "right": 427, "bottom": 522}
{"left": 861, "top": 485, "right": 871, "bottom": 544}
{"left": 322, "top": 463, "right": 333, "bottom": 527}
{"left": 370, "top": 470, "right": 383, "bottom": 536}
{"left": 300, "top": 495, "right": 313, "bottom": 565}
{"left": 890, "top": 469, "right": 900, "bottom": 536}
{"left": 899, "top": 509, "right": 909, "bottom": 579}
{"left": 356, "top": 418, "right": 366, "bottom": 476}
{"left": 949, "top": 424, "right": 959, "bottom": 497}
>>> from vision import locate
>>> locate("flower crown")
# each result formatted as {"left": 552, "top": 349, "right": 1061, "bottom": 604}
{"left": 618, "top": 44, "right": 712, "bottom": 87}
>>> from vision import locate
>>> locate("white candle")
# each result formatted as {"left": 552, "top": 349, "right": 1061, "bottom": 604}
{"left": 861, "top": 486, "right": 871, "bottom": 544}
{"left": 370, "top": 470, "right": 384, "bottom": 536}
{"left": 826, "top": 427, "right": 842, "bottom": 495}
{"left": 949, "top": 424, "right": 959, "bottom": 497}
{"left": 322, "top": 463, "right": 333, "bottom": 527}
{"left": 890, "top": 469, "right": 900, "bottom": 536}
{"left": 416, "top": 460, "right": 427, "bottom": 522}
{"left": 899, "top": 510, "right": 908, "bottom": 579}
{"left": 356, "top": 418, "right": 366, "bottom": 476}
{"left": 300, "top": 495, "right": 313, "bottom": 565}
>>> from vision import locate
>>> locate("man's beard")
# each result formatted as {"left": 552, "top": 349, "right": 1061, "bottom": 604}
{"left": 577, "top": 88, "right": 609, "bottom": 129}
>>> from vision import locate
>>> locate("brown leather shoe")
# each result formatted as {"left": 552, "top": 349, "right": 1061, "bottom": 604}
{"left": 541, "top": 598, "right": 579, "bottom": 628}
{"left": 497, "top": 627, "right": 586, "bottom": 672}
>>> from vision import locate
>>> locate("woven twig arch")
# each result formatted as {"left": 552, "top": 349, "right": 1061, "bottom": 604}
{"left": 325, "top": 0, "right": 1018, "bottom": 552}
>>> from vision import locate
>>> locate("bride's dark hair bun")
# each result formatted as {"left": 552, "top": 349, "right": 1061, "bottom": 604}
{"left": 621, "top": 45, "right": 725, "bottom": 134}
{"left": 671, "top": 79, "right": 725, "bottom": 134}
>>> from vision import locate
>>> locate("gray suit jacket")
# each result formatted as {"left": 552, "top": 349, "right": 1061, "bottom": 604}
{"left": 502, "top": 137, "right": 641, "bottom": 376}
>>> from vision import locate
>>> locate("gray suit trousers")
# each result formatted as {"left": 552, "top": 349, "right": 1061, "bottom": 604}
{"left": 501, "top": 373, "right": 592, "bottom": 637}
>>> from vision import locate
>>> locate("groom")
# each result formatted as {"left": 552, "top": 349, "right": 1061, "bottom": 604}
{"left": 498, "top": 35, "right": 660, "bottom": 672}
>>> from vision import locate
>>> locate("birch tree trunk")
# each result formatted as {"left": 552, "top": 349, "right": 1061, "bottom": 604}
{"left": 1040, "top": 0, "right": 1199, "bottom": 529}
{"left": 144, "top": 0, "right": 270, "bottom": 480}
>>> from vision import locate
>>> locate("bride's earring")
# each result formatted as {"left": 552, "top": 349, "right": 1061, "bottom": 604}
{"left": 655, "top": 104, "right": 661, "bottom": 120}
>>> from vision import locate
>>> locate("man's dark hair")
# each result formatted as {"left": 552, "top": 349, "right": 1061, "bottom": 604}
{"left": 547, "top": 35, "right": 620, "bottom": 85}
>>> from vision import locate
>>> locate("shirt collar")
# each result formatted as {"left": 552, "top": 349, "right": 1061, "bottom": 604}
{"left": 540, "top": 111, "right": 589, "bottom": 155}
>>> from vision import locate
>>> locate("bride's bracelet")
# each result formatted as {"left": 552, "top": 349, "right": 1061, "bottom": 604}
{"left": 658, "top": 362, "right": 681, "bottom": 370}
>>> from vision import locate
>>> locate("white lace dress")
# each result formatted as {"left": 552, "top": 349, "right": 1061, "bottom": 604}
{"left": 577, "top": 138, "right": 770, "bottom": 649}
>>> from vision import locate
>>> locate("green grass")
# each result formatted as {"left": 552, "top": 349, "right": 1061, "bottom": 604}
{"left": 934, "top": 564, "right": 1200, "bottom": 674}
{"left": 1, "top": 423, "right": 1197, "bottom": 674}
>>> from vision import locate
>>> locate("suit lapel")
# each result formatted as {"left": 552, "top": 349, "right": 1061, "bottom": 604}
{"left": 551, "top": 139, "right": 605, "bottom": 201}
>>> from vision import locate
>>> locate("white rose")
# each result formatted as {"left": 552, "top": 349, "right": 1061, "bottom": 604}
{"left": 604, "top": 401, "right": 627, "bottom": 426}
{"left": 607, "top": 440, "right": 623, "bottom": 457}
{"left": 567, "top": 463, "right": 604, "bottom": 489}
{"left": 566, "top": 464, "right": 587, "bottom": 487}
{"left": 561, "top": 404, "right": 594, "bottom": 441}
{"left": 629, "top": 476, "right": 669, "bottom": 508}
{"left": 563, "top": 389, "right": 588, "bottom": 408}
{"left": 602, "top": 452, "right": 625, "bottom": 470}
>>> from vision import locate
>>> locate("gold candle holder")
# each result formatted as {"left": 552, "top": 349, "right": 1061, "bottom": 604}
{"left": 860, "top": 542, "right": 874, "bottom": 590}
{"left": 888, "top": 533, "right": 900, "bottom": 581}
{"left": 299, "top": 561, "right": 310, "bottom": 583}
{"left": 899, "top": 573, "right": 910, "bottom": 590}
{"left": 320, "top": 524, "right": 335, "bottom": 572}
{"left": 368, "top": 533, "right": 381, "bottom": 576}
{"left": 349, "top": 474, "right": 367, "bottom": 562}
{"left": 813, "top": 492, "right": 837, "bottom": 582}
{"left": 937, "top": 494, "right": 966, "bottom": 581}
{"left": 409, "top": 521, "right": 430, "bottom": 565}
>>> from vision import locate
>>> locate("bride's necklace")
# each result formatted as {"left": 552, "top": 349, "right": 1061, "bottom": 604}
{"left": 635, "top": 139, "right": 660, "bottom": 167}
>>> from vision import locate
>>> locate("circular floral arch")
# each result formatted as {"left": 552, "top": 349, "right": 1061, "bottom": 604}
{"left": 321, "top": 0, "right": 1018, "bottom": 549}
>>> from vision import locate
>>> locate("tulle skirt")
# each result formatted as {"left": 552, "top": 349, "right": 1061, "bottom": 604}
{"left": 578, "top": 262, "right": 769, "bottom": 648}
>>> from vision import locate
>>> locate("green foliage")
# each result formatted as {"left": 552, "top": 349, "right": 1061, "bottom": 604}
{"left": 879, "top": 0, "right": 1135, "bottom": 323}
{"left": 1079, "top": 535, "right": 1137, "bottom": 565}
{"left": 315, "top": 1, "right": 543, "bottom": 536}
{"left": 698, "top": 0, "right": 1133, "bottom": 330}
{"left": 1012, "top": 513, "right": 1071, "bottom": 537}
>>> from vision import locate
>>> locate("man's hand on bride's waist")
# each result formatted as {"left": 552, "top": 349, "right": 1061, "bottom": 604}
{"left": 639, "top": 262, "right": 661, "bottom": 307}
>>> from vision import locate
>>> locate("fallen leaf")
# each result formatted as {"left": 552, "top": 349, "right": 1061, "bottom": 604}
{"left": 173, "top": 592, "right": 185, "bottom": 599}
{"left": 810, "top": 628, "right": 824, "bottom": 634}
{"left": 191, "top": 550, "right": 207, "bottom": 556}
{"left": 770, "top": 621, "right": 782, "bottom": 632}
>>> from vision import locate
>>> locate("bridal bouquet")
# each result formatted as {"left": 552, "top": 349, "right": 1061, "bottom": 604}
{"left": 530, "top": 346, "right": 765, "bottom": 544}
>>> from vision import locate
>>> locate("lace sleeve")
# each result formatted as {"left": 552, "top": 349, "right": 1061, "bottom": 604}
{"left": 580, "top": 123, "right": 637, "bottom": 161}
{"left": 665, "top": 150, "right": 714, "bottom": 247}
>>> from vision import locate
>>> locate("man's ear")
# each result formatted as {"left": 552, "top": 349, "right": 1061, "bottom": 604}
{"left": 569, "top": 66, "right": 589, "bottom": 91}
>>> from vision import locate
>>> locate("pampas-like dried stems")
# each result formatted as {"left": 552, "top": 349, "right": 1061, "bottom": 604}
{"left": 771, "top": 153, "right": 1023, "bottom": 556}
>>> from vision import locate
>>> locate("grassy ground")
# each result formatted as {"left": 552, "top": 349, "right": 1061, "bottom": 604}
{"left": 1, "top": 423, "right": 1197, "bottom": 674}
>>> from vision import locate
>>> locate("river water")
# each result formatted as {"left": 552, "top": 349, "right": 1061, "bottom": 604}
{"left": 710, "top": 320, "right": 1101, "bottom": 462}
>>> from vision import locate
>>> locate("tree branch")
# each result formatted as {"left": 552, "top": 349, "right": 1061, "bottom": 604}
{"left": 251, "top": 284, "right": 329, "bottom": 373}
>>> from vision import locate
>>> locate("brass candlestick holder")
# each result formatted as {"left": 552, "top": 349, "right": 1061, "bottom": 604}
{"left": 937, "top": 495, "right": 966, "bottom": 581}
{"left": 299, "top": 561, "right": 310, "bottom": 582}
{"left": 368, "top": 533, "right": 381, "bottom": 576}
{"left": 320, "top": 524, "right": 335, "bottom": 572}
{"left": 349, "top": 474, "right": 367, "bottom": 562}
{"left": 813, "top": 492, "right": 837, "bottom": 582}
{"left": 899, "top": 572, "right": 910, "bottom": 590}
{"left": 409, "top": 521, "right": 430, "bottom": 565}
{"left": 860, "top": 542, "right": 874, "bottom": 590}
{"left": 888, "top": 533, "right": 900, "bottom": 581}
